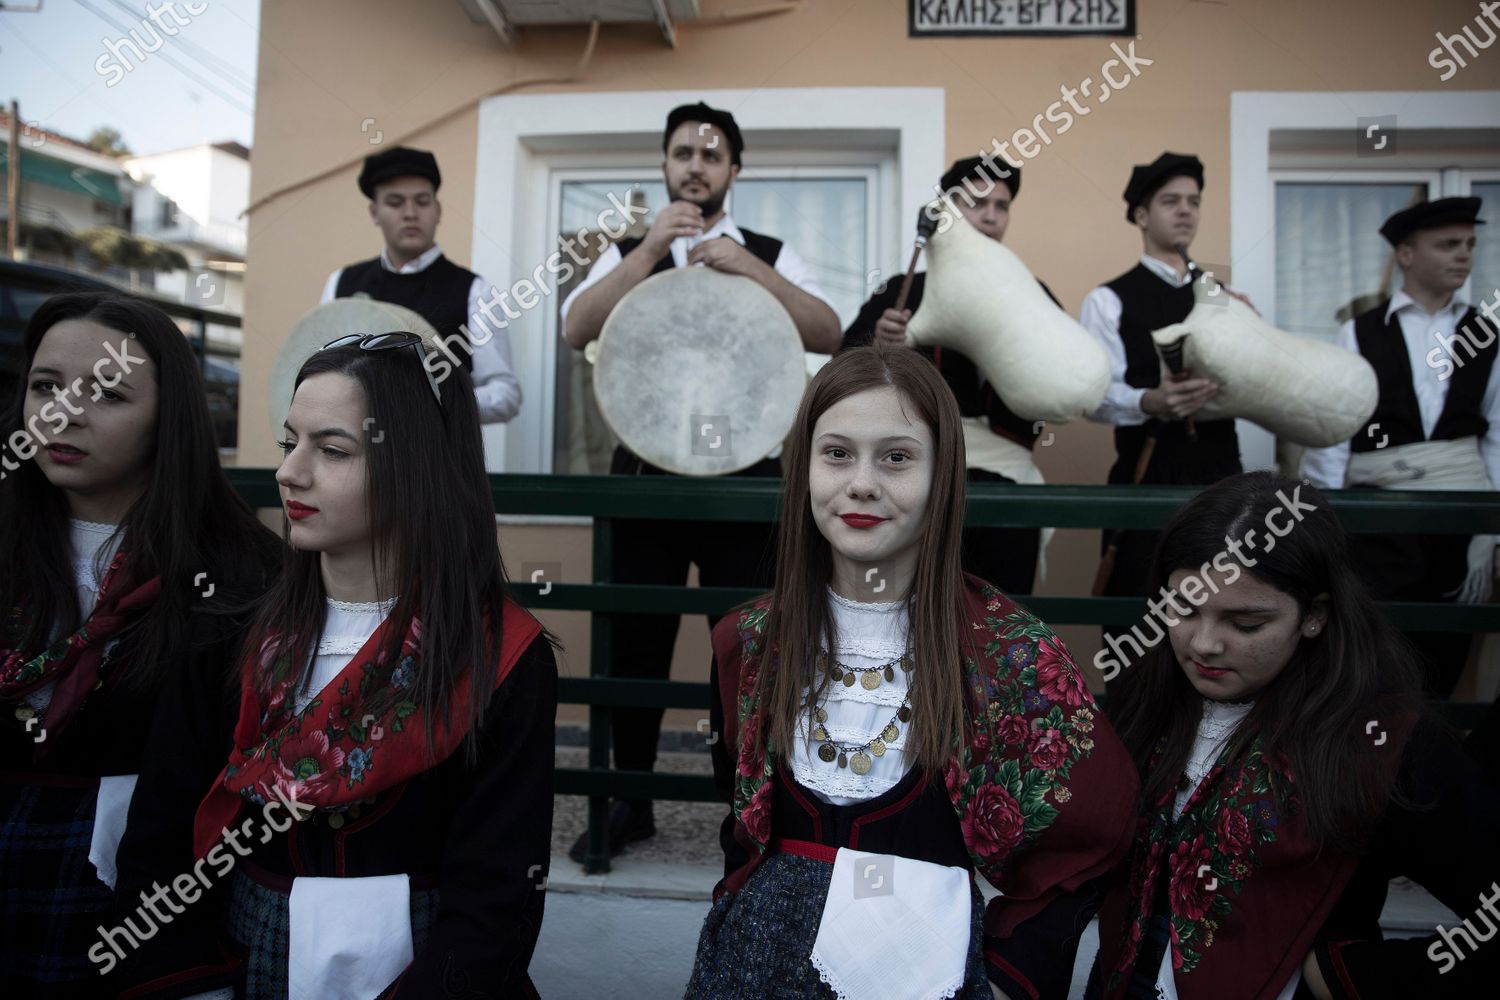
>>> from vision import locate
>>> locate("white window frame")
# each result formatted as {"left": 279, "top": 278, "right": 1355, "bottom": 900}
{"left": 1230, "top": 90, "right": 1500, "bottom": 471}
{"left": 472, "top": 87, "right": 945, "bottom": 482}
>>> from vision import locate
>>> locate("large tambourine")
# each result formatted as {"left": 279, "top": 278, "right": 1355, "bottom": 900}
{"left": 268, "top": 298, "right": 440, "bottom": 436}
{"left": 592, "top": 267, "right": 806, "bottom": 476}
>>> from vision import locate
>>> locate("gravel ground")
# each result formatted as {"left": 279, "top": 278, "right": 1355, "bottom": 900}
{"left": 552, "top": 746, "right": 727, "bottom": 869}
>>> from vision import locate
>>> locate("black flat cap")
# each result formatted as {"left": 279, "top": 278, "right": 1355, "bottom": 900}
{"left": 1123, "top": 152, "right": 1204, "bottom": 222}
{"left": 941, "top": 155, "right": 1021, "bottom": 201}
{"left": 663, "top": 102, "right": 744, "bottom": 166}
{"left": 358, "top": 146, "right": 441, "bottom": 199}
{"left": 1380, "top": 196, "right": 1485, "bottom": 246}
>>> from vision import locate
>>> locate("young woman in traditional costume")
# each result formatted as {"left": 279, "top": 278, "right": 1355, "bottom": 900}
{"left": 0, "top": 292, "right": 279, "bottom": 995}
{"left": 113, "top": 332, "right": 559, "bottom": 998}
{"left": 1090, "top": 471, "right": 1500, "bottom": 999}
{"left": 688, "top": 346, "right": 1140, "bottom": 1000}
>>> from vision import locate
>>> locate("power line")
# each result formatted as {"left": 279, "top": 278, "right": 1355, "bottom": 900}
{"left": 101, "top": 0, "right": 256, "bottom": 95}
{"left": 72, "top": 0, "right": 253, "bottom": 115}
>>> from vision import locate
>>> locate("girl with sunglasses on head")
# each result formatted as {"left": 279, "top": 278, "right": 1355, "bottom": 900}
{"left": 1089, "top": 471, "right": 1500, "bottom": 1000}
{"left": 687, "top": 346, "right": 1139, "bottom": 1000}
{"left": 113, "top": 332, "right": 560, "bottom": 999}
{"left": 0, "top": 292, "right": 280, "bottom": 996}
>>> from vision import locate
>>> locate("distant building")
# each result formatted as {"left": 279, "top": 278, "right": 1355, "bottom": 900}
{"left": 124, "top": 141, "right": 249, "bottom": 321}
{"left": 0, "top": 112, "right": 130, "bottom": 251}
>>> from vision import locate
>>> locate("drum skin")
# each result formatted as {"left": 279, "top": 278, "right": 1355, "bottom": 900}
{"left": 593, "top": 267, "right": 806, "bottom": 476}
{"left": 269, "top": 298, "right": 440, "bottom": 436}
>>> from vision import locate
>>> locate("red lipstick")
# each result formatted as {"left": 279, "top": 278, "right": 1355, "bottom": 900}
{"left": 45, "top": 444, "right": 87, "bottom": 464}
{"left": 1193, "top": 661, "right": 1231, "bottom": 679}
{"left": 286, "top": 500, "right": 319, "bottom": 521}
{"left": 840, "top": 514, "right": 887, "bottom": 529}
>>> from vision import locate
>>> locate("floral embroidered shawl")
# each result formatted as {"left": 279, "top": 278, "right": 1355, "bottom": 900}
{"left": 193, "top": 597, "right": 541, "bottom": 857}
{"left": 0, "top": 551, "right": 161, "bottom": 753}
{"left": 1094, "top": 724, "right": 1405, "bottom": 999}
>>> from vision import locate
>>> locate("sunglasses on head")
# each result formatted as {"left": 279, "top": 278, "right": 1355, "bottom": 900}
{"left": 320, "top": 332, "right": 443, "bottom": 408}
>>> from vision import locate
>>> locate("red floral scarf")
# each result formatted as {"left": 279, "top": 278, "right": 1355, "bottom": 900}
{"left": 0, "top": 551, "right": 161, "bottom": 753}
{"left": 193, "top": 597, "right": 541, "bottom": 857}
{"left": 1095, "top": 726, "right": 1405, "bottom": 1000}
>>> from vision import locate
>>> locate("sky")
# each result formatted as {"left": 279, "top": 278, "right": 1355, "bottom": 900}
{"left": 0, "top": 0, "right": 258, "bottom": 155}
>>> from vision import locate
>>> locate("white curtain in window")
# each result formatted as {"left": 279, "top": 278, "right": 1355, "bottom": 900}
{"left": 1274, "top": 181, "right": 1428, "bottom": 340}
{"left": 730, "top": 178, "right": 868, "bottom": 324}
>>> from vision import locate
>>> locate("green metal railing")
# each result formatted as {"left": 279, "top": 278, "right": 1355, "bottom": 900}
{"left": 226, "top": 470, "right": 1500, "bottom": 872}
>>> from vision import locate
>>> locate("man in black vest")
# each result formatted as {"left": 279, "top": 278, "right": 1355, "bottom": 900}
{"left": 559, "top": 102, "right": 838, "bottom": 861}
{"left": 1303, "top": 197, "right": 1497, "bottom": 694}
{"left": 321, "top": 146, "right": 521, "bottom": 423}
{"left": 1081, "top": 152, "right": 1243, "bottom": 659}
{"left": 842, "top": 155, "right": 1056, "bottom": 596}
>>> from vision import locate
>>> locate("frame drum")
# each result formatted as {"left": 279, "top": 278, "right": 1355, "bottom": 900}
{"left": 593, "top": 267, "right": 805, "bottom": 476}
{"left": 268, "top": 298, "right": 440, "bottom": 436}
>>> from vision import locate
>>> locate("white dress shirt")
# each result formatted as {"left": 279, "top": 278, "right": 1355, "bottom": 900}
{"left": 558, "top": 211, "right": 830, "bottom": 326}
{"left": 292, "top": 597, "right": 398, "bottom": 715}
{"left": 321, "top": 244, "right": 522, "bottom": 424}
{"left": 1078, "top": 254, "right": 1194, "bottom": 426}
{"left": 1301, "top": 290, "right": 1500, "bottom": 490}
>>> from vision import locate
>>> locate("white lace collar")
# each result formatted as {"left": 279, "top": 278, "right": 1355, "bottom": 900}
{"left": 326, "top": 596, "right": 399, "bottom": 614}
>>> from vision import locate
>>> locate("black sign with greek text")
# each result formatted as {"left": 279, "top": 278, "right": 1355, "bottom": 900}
{"left": 909, "top": 0, "right": 1135, "bottom": 37}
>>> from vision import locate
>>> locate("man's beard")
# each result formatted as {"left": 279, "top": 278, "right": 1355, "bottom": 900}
{"left": 670, "top": 178, "right": 726, "bottom": 219}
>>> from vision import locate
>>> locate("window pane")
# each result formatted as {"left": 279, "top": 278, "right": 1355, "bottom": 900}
{"left": 1470, "top": 182, "right": 1500, "bottom": 308}
{"left": 729, "top": 177, "right": 869, "bottom": 325}
{"left": 1275, "top": 181, "right": 1430, "bottom": 339}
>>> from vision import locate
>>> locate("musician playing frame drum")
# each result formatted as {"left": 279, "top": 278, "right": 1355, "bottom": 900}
{"left": 559, "top": 101, "right": 840, "bottom": 862}
{"left": 1080, "top": 153, "right": 1245, "bottom": 660}
{"left": 1302, "top": 196, "right": 1498, "bottom": 698}
{"left": 842, "top": 155, "right": 1058, "bottom": 597}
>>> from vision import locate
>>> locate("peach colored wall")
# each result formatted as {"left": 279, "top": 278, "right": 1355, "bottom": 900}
{"left": 242, "top": 0, "right": 1497, "bottom": 726}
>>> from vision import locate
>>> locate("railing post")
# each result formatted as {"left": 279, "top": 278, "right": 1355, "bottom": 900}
{"left": 583, "top": 514, "right": 615, "bottom": 874}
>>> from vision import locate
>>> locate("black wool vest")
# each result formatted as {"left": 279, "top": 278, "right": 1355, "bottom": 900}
{"left": 614, "top": 226, "right": 783, "bottom": 277}
{"left": 1102, "top": 263, "right": 1240, "bottom": 485}
{"left": 1349, "top": 301, "right": 1496, "bottom": 453}
{"left": 335, "top": 254, "right": 479, "bottom": 372}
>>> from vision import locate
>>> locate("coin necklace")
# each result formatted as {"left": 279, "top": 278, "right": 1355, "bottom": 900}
{"left": 810, "top": 698, "right": 913, "bottom": 776}
{"left": 815, "top": 648, "right": 913, "bottom": 691}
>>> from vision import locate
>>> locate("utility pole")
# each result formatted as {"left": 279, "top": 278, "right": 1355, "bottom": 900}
{"left": 6, "top": 100, "right": 20, "bottom": 259}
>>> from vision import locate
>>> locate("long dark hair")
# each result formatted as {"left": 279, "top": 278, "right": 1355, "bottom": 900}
{"left": 0, "top": 291, "right": 280, "bottom": 687}
{"left": 1110, "top": 471, "right": 1424, "bottom": 852}
{"left": 250, "top": 337, "right": 554, "bottom": 760}
{"left": 758, "top": 345, "right": 980, "bottom": 775}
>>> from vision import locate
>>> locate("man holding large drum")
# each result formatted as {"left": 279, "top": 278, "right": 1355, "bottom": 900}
{"left": 559, "top": 101, "right": 838, "bottom": 862}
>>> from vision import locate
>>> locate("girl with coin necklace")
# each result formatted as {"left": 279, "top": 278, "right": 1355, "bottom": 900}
{"left": 689, "top": 346, "right": 1139, "bottom": 1000}
{"left": 0, "top": 293, "right": 280, "bottom": 994}
{"left": 113, "top": 335, "right": 560, "bottom": 998}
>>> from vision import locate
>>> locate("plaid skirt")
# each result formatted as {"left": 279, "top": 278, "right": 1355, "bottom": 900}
{"left": 224, "top": 863, "right": 443, "bottom": 1000}
{"left": 685, "top": 851, "right": 995, "bottom": 999}
{"left": 0, "top": 777, "right": 114, "bottom": 997}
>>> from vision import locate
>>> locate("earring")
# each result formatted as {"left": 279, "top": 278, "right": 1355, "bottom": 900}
{"left": 1304, "top": 622, "right": 1319, "bottom": 636}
